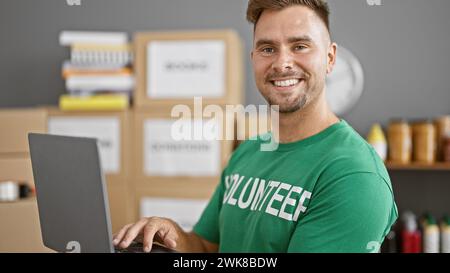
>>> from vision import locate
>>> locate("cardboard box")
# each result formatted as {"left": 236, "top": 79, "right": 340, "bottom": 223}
{"left": 133, "top": 182, "right": 216, "bottom": 224}
{"left": 132, "top": 108, "right": 234, "bottom": 186}
{"left": 0, "top": 198, "right": 53, "bottom": 252}
{"left": 139, "top": 196, "right": 209, "bottom": 231}
{"left": 0, "top": 108, "right": 47, "bottom": 154}
{"left": 45, "top": 108, "right": 131, "bottom": 187}
{"left": 106, "top": 181, "right": 134, "bottom": 234}
{"left": 0, "top": 187, "right": 131, "bottom": 252}
{"left": 0, "top": 155, "right": 35, "bottom": 187}
{"left": 134, "top": 29, "right": 244, "bottom": 108}
{"left": 131, "top": 107, "right": 233, "bottom": 221}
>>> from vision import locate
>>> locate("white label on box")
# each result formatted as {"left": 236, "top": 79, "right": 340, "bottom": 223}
{"left": 144, "top": 119, "right": 221, "bottom": 176}
{"left": 147, "top": 40, "right": 225, "bottom": 99}
{"left": 140, "top": 197, "right": 208, "bottom": 231}
{"left": 48, "top": 117, "right": 121, "bottom": 174}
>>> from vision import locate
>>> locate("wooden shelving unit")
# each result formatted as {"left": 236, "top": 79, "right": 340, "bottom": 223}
{"left": 385, "top": 161, "right": 450, "bottom": 171}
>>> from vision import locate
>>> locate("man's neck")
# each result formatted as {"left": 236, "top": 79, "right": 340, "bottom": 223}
{"left": 275, "top": 92, "right": 340, "bottom": 144}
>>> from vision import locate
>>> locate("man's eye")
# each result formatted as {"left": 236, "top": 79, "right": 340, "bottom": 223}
{"left": 294, "top": 45, "right": 307, "bottom": 51}
{"left": 261, "top": 47, "right": 275, "bottom": 54}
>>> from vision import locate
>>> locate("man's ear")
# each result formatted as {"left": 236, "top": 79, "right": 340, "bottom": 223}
{"left": 326, "top": 42, "right": 337, "bottom": 74}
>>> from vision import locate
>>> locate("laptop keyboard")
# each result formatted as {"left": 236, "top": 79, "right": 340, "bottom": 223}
{"left": 114, "top": 242, "right": 177, "bottom": 253}
{"left": 115, "top": 241, "right": 145, "bottom": 253}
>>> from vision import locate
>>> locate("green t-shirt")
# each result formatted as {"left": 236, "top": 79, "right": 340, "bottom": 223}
{"left": 193, "top": 120, "right": 398, "bottom": 253}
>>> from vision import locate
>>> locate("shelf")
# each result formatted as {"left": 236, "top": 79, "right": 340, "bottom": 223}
{"left": 0, "top": 197, "right": 37, "bottom": 206}
{"left": 385, "top": 161, "right": 450, "bottom": 171}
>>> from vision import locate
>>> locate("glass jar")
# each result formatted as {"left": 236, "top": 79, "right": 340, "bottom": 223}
{"left": 388, "top": 119, "right": 412, "bottom": 164}
{"left": 435, "top": 116, "right": 450, "bottom": 161}
{"left": 412, "top": 120, "right": 436, "bottom": 164}
{"left": 443, "top": 135, "right": 450, "bottom": 162}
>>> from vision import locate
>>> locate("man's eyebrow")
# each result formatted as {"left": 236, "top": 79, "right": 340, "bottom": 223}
{"left": 254, "top": 39, "right": 277, "bottom": 48}
{"left": 287, "top": 35, "right": 314, "bottom": 44}
{"left": 255, "top": 36, "right": 314, "bottom": 48}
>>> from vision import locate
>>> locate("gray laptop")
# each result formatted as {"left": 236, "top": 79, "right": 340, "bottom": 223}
{"left": 28, "top": 133, "right": 174, "bottom": 253}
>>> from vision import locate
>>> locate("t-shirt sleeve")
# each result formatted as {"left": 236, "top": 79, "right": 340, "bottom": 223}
{"left": 288, "top": 172, "right": 398, "bottom": 253}
{"left": 192, "top": 171, "right": 226, "bottom": 244}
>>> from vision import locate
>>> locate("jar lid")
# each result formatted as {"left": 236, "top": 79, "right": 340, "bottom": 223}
{"left": 410, "top": 118, "right": 433, "bottom": 124}
{"left": 436, "top": 115, "right": 450, "bottom": 124}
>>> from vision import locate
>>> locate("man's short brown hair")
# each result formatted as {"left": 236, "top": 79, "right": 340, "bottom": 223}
{"left": 246, "top": 0, "right": 330, "bottom": 32}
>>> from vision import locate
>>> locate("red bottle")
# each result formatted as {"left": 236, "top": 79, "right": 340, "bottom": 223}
{"left": 401, "top": 212, "right": 422, "bottom": 253}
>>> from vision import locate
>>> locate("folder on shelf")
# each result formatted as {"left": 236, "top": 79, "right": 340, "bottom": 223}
{"left": 62, "top": 68, "right": 132, "bottom": 79}
{"left": 59, "top": 94, "right": 129, "bottom": 111}
{"left": 59, "top": 31, "right": 128, "bottom": 46}
{"left": 65, "top": 74, "right": 135, "bottom": 93}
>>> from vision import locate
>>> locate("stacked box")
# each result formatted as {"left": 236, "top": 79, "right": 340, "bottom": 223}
{"left": 0, "top": 108, "right": 49, "bottom": 252}
{"left": 45, "top": 107, "right": 133, "bottom": 233}
{"left": 134, "top": 29, "right": 244, "bottom": 108}
{"left": 132, "top": 108, "right": 235, "bottom": 221}
{"left": 131, "top": 29, "right": 244, "bottom": 224}
{"left": 0, "top": 108, "right": 47, "bottom": 188}
{"left": 0, "top": 198, "right": 53, "bottom": 252}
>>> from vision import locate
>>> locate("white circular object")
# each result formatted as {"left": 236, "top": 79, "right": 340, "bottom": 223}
{"left": 0, "top": 181, "right": 19, "bottom": 202}
{"left": 325, "top": 46, "right": 364, "bottom": 116}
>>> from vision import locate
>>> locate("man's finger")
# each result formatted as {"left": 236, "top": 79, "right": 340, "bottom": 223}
{"left": 120, "top": 219, "right": 148, "bottom": 249}
{"left": 113, "top": 224, "right": 133, "bottom": 246}
{"left": 160, "top": 228, "right": 178, "bottom": 249}
{"left": 142, "top": 223, "right": 162, "bottom": 253}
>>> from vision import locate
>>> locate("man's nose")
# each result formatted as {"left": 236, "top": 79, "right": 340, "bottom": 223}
{"left": 272, "top": 48, "right": 294, "bottom": 72}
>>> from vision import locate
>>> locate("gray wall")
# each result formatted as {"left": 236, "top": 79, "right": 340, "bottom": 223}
{"left": 1, "top": 0, "right": 449, "bottom": 133}
{"left": 1, "top": 0, "right": 449, "bottom": 217}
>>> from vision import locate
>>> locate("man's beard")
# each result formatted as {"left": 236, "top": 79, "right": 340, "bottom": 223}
{"left": 263, "top": 70, "right": 310, "bottom": 113}
{"left": 266, "top": 92, "right": 308, "bottom": 113}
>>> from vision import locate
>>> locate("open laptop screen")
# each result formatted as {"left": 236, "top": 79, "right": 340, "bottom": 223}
{"left": 28, "top": 133, "right": 114, "bottom": 253}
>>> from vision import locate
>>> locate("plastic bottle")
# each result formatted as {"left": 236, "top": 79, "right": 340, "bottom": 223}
{"left": 435, "top": 116, "right": 450, "bottom": 161}
{"left": 422, "top": 214, "right": 440, "bottom": 253}
{"left": 443, "top": 135, "right": 450, "bottom": 162}
{"left": 387, "top": 119, "right": 412, "bottom": 164}
{"left": 367, "top": 123, "right": 387, "bottom": 161}
{"left": 401, "top": 211, "right": 422, "bottom": 253}
{"left": 441, "top": 216, "right": 450, "bottom": 253}
{"left": 412, "top": 120, "right": 436, "bottom": 164}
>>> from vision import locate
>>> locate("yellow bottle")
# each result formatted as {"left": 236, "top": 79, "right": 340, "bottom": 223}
{"left": 367, "top": 123, "right": 387, "bottom": 161}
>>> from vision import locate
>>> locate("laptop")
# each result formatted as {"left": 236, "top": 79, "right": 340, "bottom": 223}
{"left": 28, "top": 133, "right": 175, "bottom": 253}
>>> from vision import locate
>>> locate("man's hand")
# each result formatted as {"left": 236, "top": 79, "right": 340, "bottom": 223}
{"left": 113, "top": 217, "right": 179, "bottom": 252}
{"left": 113, "top": 217, "right": 218, "bottom": 253}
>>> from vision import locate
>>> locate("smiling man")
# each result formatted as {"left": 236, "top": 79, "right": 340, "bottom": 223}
{"left": 114, "top": 0, "right": 398, "bottom": 253}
